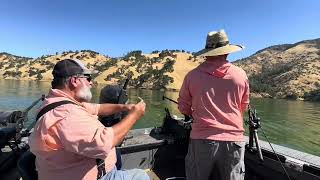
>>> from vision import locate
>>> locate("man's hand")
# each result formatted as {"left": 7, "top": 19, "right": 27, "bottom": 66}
{"left": 111, "top": 97, "right": 146, "bottom": 146}
{"left": 124, "top": 104, "right": 135, "bottom": 111}
{"left": 129, "top": 97, "right": 146, "bottom": 119}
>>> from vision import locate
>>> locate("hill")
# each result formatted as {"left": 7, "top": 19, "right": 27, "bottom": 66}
{"left": 234, "top": 38, "right": 320, "bottom": 101}
{"left": 1, "top": 38, "right": 319, "bottom": 101}
{"left": 0, "top": 50, "right": 202, "bottom": 90}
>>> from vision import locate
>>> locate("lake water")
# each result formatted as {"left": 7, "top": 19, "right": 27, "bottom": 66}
{"left": 0, "top": 79, "right": 319, "bottom": 156}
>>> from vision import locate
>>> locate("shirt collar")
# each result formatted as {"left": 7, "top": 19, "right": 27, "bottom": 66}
{"left": 198, "top": 59, "right": 231, "bottom": 78}
{"left": 47, "top": 88, "right": 84, "bottom": 106}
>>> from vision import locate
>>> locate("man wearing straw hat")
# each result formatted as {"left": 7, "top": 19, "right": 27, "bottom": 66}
{"left": 178, "top": 30, "right": 249, "bottom": 180}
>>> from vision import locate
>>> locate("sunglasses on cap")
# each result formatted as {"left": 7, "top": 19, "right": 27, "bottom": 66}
{"left": 76, "top": 75, "right": 92, "bottom": 82}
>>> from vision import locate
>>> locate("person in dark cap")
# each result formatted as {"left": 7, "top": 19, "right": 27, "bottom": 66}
{"left": 99, "top": 84, "right": 129, "bottom": 170}
{"left": 29, "top": 59, "right": 149, "bottom": 180}
{"left": 178, "top": 30, "right": 249, "bottom": 180}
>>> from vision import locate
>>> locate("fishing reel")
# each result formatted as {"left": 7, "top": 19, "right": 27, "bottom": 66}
{"left": 247, "top": 107, "right": 261, "bottom": 130}
{"left": 152, "top": 95, "right": 192, "bottom": 145}
{"left": 151, "top": 108, "right": 191, "bottom": 145}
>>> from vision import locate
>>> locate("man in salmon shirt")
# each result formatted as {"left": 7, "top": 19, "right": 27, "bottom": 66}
{"left": 178, "top": 30, "right": 250, "bottom": 180}
{"left": 29, "top": 59, "right": 149, "bottom": 180}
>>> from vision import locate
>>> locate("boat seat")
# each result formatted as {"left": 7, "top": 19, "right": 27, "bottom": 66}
{"left": 17, "top": 151, "right": 38, "bottom": 180}
{"left": 0, "top": 127, "right": 16, "bottom": 148}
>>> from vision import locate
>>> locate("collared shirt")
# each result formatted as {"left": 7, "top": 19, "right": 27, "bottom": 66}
{"left": 29, "top": 89, "right": 116, "bottom": 180}
{"left": 178, "top": 59, "right": 250, "bottom": 141}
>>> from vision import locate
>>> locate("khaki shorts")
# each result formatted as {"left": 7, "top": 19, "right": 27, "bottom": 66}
{"left": 185, "top": 139, "right": 245, "bottom": 180}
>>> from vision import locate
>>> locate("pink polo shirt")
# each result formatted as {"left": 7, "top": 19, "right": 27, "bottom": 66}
{"left": 178, "top": 59, "right": 250, "bottom": 141}
{"left": 29, "top": 89, "right": 116, "bottom": 180}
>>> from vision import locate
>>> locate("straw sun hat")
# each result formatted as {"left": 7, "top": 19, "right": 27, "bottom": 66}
{"left": 194, "top": 29, "right": 244, "bottom": 57}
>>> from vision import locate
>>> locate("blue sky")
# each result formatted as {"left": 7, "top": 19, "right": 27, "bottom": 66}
{"left": 0, "top": 0, "right": 319, "bottom": 61}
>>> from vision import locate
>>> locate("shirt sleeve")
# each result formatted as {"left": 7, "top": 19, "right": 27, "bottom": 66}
{"left": 50, "top": 108, "right": 113, "bottom": 160}
{"left": 178, "top": 73, "right": 192, "bottom": 116}
{"left": 241, "top": 75, "right": 250, "bottom": 112}
{"left": 82, "top": 102, "right": 100, "bottom": 115}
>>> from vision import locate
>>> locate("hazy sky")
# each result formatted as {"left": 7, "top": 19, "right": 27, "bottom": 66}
{"left": 1, "top": 0, "right": 319, "bottom": 61}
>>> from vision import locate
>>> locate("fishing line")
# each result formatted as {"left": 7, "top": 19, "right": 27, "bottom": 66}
{"left": 249, "top": 105, "right": 292, "bottom": 180}
{"left": 259, "top": 126, "right": 292, "bottom": 180}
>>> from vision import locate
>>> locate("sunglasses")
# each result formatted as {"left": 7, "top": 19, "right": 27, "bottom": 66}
{"left": 76, "top": 75, "right": 92, "bottom": 82}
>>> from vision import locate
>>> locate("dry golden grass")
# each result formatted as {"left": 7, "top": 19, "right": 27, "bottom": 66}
{"left": 1, "top": 38, "right": 319, "bottom": 98}
{"left": 234, "top": 39, "right": 320, "bottom": 98}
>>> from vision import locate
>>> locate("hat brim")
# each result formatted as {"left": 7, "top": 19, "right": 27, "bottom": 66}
{"left": 83, "top": 69, "right": 98, "bottom": 75}
{"left": 194, "top": 44, "right": 244, "bottom": 57}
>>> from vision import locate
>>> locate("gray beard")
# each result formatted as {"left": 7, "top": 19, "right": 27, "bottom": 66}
{"left": 76, "top": 86, "right": 92, "bottom": 102}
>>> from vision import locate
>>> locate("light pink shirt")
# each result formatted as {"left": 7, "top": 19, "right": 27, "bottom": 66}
{"left": 178, "top": 59, "right": 250, "bottom": 141}
{"left": 29, "top": 89, "right": 116, "bottom": 180}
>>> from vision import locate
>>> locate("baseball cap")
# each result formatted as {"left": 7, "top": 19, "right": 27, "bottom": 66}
{"left": 52, "top": 59, "right": 98, "bottom": 78}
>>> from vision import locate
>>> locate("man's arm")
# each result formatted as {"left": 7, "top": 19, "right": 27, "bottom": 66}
{"left": 178, "top": 74, "right": 192, "bottom": 116}
{"left": 98, "top": 103, "right": 134, "bottom": 116}
{"left": 51, "top": 101, "right": 145, "bottom": 160}
{"left": 111, "top": 100, "right": 145, "bottom": 146}
{"left": 240, "top": 103, "right": 249, "bottom": 115}
{"left": 241, "top": 77, "right": 250, "bottom": 115}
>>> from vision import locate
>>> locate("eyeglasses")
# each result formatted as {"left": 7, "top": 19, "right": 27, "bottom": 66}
{"left": 76, "top": 75, "right": 92, "bottom": 82}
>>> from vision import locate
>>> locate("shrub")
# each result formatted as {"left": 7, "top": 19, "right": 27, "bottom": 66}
{"left": 36, "top": 73, "right": 43, "bottom": 80}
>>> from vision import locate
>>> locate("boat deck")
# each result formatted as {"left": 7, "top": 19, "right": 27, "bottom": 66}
{"left": 120, "top": 128, "right": 320, "bottom": 179}
{"left": 244, "top": 136, "right": 320, "bottom": 168}
{"left": 2, "top": 128, "right": 320, "bottom": 180}
{"left": 121, "top": 128, "right": 320, "bottom": 168}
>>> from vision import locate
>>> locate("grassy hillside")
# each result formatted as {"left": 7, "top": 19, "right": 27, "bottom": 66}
{"left": 0, "top": 50, "right": 202, "bottom": 90}
{"left": 234, "top": 38, "right": 320, "bottom": 101}
{"left": 2, "top": 38, "right": 319, "bottom": 101}
{"left": 95, "top": 50, "right": 201, "bottom": 90}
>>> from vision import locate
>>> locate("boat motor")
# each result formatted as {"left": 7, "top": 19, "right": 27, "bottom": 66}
{"left": 0, "top": 95, "right": 44, "bottom": 151}
{"left": 0, "top": 111, "right": 24, "bottom": 149}
{"left": 0, "top": 95, "right": 44, "bottom": 173}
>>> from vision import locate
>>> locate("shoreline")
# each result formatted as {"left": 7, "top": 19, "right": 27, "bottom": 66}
{"left": 0, "top": 78, "right": 319, "bottom": 102}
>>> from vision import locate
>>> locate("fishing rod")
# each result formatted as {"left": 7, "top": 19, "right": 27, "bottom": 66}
{"left": 23, "top": 94, "right": 46, "bottom": 132}
{"left": 247, "top": 105, "right": 292, "bottom": 180}
{"left": 162, "top": 95, "right": 193, "bottom": 124}
{"left": 23, "top": 94, "right": 45, "bottom": 114}
{"left": 12, "top": 94, "right": 46, "bottom": 128}
{"left": 162, "top": 96, "right": 178, "bottom": 104}
{"left": 116, "top": 77, "right": 130, "bottom": 104}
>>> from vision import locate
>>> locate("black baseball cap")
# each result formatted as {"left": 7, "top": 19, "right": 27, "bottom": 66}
{"left": 52, "top": 59, "right": 97, "bottom": 78}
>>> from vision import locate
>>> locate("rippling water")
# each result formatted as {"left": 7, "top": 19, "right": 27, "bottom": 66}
{"left": 1, "top": 79, "right": 319, "bottom": 156}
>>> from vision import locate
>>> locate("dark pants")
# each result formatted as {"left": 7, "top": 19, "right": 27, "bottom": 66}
{"left": 115, "top": 148, "right": 122, "bottom": 170}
